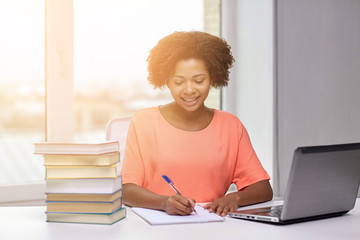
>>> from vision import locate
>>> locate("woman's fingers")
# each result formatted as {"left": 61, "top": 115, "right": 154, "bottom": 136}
{"left": 165, "top": 194, "right": 195, "bottom": 215}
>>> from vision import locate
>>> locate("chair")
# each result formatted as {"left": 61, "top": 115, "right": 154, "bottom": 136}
{"left": 105, "top": 116, "right": 132, "bottom": 169}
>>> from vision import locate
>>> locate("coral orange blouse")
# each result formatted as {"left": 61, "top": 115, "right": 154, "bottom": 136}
{"left": 121, "top": 107, "right": 270, "bottom": 203}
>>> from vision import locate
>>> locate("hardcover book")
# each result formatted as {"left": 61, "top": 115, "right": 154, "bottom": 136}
{"left": 45, "top": 163, "right": 121, "bottom": 179}
{"left": 34, "top": 141, "right": 120, "bottom": 155}
{"left": 46, "top": 207, "right": 126, "bottom": 225}
{"left": 46, "top": 177, "right": 122, "bottom": 194}
{"left": 46, "top": 197, "right": 122, "bottom": 213}
{"left": 43, "top": 152, "right": 120, "bottom": 166}
{"left": 46, "top": 189, "right": 122, "bottom": 202}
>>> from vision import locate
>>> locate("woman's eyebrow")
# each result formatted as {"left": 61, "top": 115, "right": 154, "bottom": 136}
{"left": 172, "top": 75, "right": 184, "bottom": 79}
{"left": 193, "top": 73, "right": 207, "bottom": 78}
{"left": 172, "top": 73, "right": 207, "bottom": 78}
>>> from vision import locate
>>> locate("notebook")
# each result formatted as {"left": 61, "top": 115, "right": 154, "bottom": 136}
{"left": 132, "top": 204, "right": 224, "bottom": 225}
{"left": 229, "top": 142, "right": 360, "bottom": 224}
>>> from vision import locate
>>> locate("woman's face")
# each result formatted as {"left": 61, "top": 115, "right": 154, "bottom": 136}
{"left": 167, "top": 58, "right": 211, "bottom": 113}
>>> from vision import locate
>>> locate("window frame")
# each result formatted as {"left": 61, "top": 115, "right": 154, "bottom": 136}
{"left": 0, "top": 0, "right": 74, "bottom": 206}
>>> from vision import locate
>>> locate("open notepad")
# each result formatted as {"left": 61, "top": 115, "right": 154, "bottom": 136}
{"left": 132, "top": 205, "right": 224, "bottom": 225}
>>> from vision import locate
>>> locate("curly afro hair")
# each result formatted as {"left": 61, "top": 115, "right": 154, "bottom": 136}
{"left": 147, "top": 31, "right": 234, "bottom": 89}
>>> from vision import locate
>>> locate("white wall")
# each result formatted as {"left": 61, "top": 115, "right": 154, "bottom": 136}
{"left": 275, "top": 0, "right": 360, "bottom": 197}
{"left": 222, "top": 0, "right": 275, "bottom": 185}
{"left": 222, "top": 0, "right": 360, "bottom": 198}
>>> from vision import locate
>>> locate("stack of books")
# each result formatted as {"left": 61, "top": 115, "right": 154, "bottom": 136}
{"left": 34, "top": 141, "right": 126, "bottom": 224}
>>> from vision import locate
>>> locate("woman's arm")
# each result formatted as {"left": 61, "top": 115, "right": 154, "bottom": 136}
{"left": 204, "top": 180, "right": 273, "bottom": 216}
{"left": 123, "top": 183, "right": 196, "bottom": 215}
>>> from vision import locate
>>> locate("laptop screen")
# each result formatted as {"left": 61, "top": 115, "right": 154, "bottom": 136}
{"left": 281, "top": 143, "right": 360, "bottom": 220}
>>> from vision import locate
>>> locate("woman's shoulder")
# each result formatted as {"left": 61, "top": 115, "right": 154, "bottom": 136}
{"left": 133, "top": 107, "right": 158, "bottom": 118}
{"left": 213, "top": 110, "right": 246, "bottom": 138}
{"left": 131, "top": 107, "right": 161, "bottom": 125}
{"left": 214, "top": 109, "right": 242, "bottom": 123}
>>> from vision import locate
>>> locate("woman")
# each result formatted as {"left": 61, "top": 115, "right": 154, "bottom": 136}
{"left": 121, "top": 31, "right": 273, "bottom": 217}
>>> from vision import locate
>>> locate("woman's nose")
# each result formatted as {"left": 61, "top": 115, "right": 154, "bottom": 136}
{"left": 184, "top": 81, "right": 195, "bottom": 94}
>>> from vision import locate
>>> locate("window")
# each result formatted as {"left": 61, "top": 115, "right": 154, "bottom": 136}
{"left": 0, "top": 0, "right": 45, "bottom": 185}
{"left": 0, "top": 0, "right": 221, "bottom": 186}
{"left": 73, "top": 0, "right": 221, "bottom": 140}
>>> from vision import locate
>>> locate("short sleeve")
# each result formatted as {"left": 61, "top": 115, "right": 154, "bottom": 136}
{"left": 232, "top": 123, "right": 270, "bottom": 191}
{"left": 120, "top": 119, "right": 145, "bottom": 186}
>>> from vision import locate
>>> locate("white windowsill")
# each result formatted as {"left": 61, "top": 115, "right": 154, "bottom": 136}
{"left": 0, "top": 181, "right": 46, "bottom": 206}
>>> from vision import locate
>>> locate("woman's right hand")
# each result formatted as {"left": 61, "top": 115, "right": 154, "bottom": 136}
{"left": 122, "top": 183, "right": 196, "bottom": 215}
{"left": 164, "top": 193, "right": 196, "bottom": 215}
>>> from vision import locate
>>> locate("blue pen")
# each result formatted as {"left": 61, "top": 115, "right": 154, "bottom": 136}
{"left": 162, "top": 174, "right": 197, "bottom": 213}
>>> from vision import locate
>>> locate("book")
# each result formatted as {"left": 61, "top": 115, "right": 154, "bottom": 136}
{"left": 46, "top": 207, "right": 126, "bottom": 225}
{"left": 46, "top": 177, "right": 122, "bottom": 194}
{"left": 46, "top": 163, "right": 121, "bottom": 179}
{"left": 43, "top": 152, "right": 120, "bottom": 166}
{"left": 46, "top": 197, "right": 122, "bottom": 213}
{"left": 34, "top": 141, "right": 120, "bottom": 155}
{"left": 132, "top": 205, "right": 224, "bottom": 225}
{"left": 46, "top": 189, "right": 122, "bottom": 202}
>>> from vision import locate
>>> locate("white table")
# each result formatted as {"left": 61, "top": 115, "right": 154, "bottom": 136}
{"left": 0, "top": 199, "right": 359, "bottom": 240}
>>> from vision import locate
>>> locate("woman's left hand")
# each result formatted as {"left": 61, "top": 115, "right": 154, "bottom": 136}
{"left": 203, "top": 180, "right": 273, "bottom": 217}
{"left": 203, "top": 192, "right": 240, "bottom": 217}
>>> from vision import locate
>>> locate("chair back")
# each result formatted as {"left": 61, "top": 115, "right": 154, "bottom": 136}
{"left": 105, "top": 116, "right": 132, "bottom": 168}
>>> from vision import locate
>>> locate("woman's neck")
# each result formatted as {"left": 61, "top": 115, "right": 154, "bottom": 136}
{"left": 159, "top": 102, "right": 214, "bottom": 131}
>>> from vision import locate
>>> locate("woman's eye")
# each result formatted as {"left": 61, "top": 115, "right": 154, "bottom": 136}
{"left": 195, "top": 79, "right": 204, "bottom": 84}
{"left": 174, "top": 81, "right": 183, "bottom": 85}
{"left": 171, "top": 77, "right": 183, "bottom": 85}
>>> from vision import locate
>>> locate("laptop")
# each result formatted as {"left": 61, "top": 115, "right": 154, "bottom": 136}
{"left": 228, "top": 142, "right": 360, "bottom": 224}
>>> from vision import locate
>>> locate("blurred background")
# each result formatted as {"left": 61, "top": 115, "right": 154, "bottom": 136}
{"left": 2, "top": 0, "right": 359, "bottom": 201}
{"left": 0, "top": 0, "right": 221, "bottom": 185}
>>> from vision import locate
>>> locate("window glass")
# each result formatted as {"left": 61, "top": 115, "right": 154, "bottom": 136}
{"left": 0, "top": 0, "right": 220, "bottom": 185}
{"left": 0, "top": 1, "right": 45, "bottom": 184}
{"left": 74, "top": 0, "right": 221, "bottom": 140}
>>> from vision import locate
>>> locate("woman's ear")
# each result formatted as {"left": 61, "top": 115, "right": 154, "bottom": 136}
{"left": 210, "top": 79, "right": 214, "bottom": 87}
